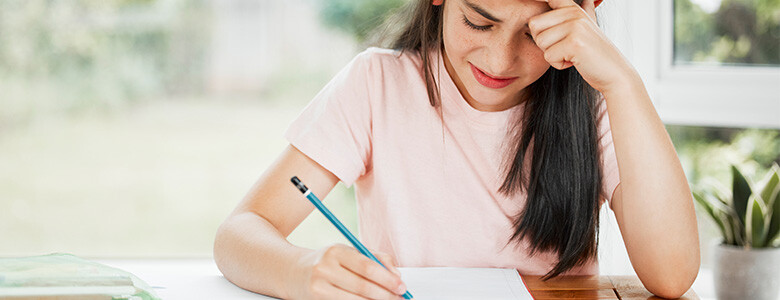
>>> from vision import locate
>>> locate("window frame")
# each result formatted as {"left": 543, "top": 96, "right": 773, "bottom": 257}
{"left": 618, "top": 0, "right": 780, "bottom": 129}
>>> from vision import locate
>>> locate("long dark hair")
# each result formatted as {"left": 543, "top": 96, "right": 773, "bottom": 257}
{"left": 373, "top": 0, "right": 604, "bottom": 279}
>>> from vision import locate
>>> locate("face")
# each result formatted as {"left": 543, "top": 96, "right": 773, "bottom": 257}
{"left": 440, "top": 0, "right": 552, "bottom": 112}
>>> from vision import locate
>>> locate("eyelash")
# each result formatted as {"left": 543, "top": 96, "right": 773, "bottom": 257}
{"left": 462, "top": 15, "right": 491, "bottom": 31}
{"left": 461, "top": 14, "right": 534, "bottom": 40}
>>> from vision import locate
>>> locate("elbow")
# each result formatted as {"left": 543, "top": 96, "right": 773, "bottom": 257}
{"left": 646, "top": 280, "right": 694, "bottom": 299}
{"left": 642, "top": 258, "right": 700, "bottom": 299}
{"left": 213, "top": 217, "right": 236, "bottom": 275}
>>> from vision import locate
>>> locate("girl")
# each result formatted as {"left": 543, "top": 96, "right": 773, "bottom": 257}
{"left": 214, "top": 0, "right": 701, "bottom": 299}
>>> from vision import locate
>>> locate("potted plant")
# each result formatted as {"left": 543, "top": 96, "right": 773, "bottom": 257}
{"left": 693, "top": 163, "right": 780, "bottom": 300}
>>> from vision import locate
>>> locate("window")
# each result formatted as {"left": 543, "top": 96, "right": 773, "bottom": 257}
{"left": 597, "top": 0, "right": 780, "bottom": 281}
{"left": 616, "top": 0, "right": 780, "bottom": 129}
{"left": 674, "top": 0, "right": 779, "bottom": 67}
{"left": 0, "top": 0, "right": 360, "bottom": 257}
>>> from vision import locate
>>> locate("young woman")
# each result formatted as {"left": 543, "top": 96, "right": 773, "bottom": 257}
{"left": 214, "top": 0, "right": 701, "bottom": 299}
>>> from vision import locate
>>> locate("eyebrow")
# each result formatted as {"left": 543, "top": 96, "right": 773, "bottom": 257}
{"left": 461, "top": 0, "right": 532, "bottom": 29}
{"left": 463, "top": 0, "right": 503, "bottom": 23}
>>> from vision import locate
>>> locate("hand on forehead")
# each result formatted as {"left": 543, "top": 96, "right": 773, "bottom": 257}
{"left": 433, "top": 0, "right": 603, "bottom": 11}
{"left": 533, "top": 0, "right": 603, "bottom": 8}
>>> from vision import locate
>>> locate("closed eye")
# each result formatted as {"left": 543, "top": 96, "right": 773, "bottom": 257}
{"left": 463, "top": 15, "right": 535, "bottom": 41}
{"left": 462, "top": 15, "right": 492, "bottom": 31}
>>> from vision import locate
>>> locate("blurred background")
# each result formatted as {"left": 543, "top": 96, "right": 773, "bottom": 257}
{"left": 0, "top": 0, "right": 778, "bottom": 298}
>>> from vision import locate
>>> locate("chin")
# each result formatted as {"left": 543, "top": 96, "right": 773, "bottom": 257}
{"left": 468, "top": 83, "right": 523, "bottom": 106}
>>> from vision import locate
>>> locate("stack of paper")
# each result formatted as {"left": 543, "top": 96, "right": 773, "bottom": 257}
{"left": 0, "top": 254, "right": 160, "bottom": 300}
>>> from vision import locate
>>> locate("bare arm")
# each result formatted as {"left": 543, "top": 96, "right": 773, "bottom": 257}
{"left": 605, "top": 79, "right": 700, "bottom": 299}
{"left": 214, "top": 145, "right": 407, "bottom": 300}
{"left": 214, "top": 145, "right": 339, "bottom": 298}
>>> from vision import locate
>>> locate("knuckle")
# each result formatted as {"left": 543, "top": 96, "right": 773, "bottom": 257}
{"left": 309, "top": 280, "right": 327, "bottom": 297}
{"left": 324, "top": 245, "right": 341, "bottom": 256}
{"left": 527, "top": 19, "right": 539, "bottom": 33}
{"left": 356, "top": 281, "right": 372, "bottom": 295}
{"left": 311, "top": 263, "right": 328, "bottom": 278}
{"left": 543, "top": 51, "right": 554, "bottom": 62}
{"left": 360, "top": 260, "right": 375, "bottom": 276}
{"left": 378, "top": 253, "right": 394, "bottom": 265}
{"left": 360, "top": 282, "right": 389, "bottom": 300}
{"left": 574, "top": 19, "right": 589, "bottom": 32}
{"left": 570, "top": 8, "right": 583, "bottom": 18}
{"left": 571, "top": 38, "right": 585, "bottom": 51}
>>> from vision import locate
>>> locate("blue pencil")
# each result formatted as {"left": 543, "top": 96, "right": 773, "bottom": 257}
{"left": 291, "top": 176, "right": 413, "bottom": 299}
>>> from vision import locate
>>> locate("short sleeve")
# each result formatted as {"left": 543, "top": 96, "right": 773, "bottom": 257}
{"left": 284, "top": 50, "right": 375, "bottom": 187}
{"left": 597, "top": 98, "right": 621, "bottom": 208}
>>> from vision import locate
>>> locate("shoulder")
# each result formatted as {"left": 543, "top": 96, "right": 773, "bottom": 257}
{"left": 353, "top": 47, "right": 425, "bottom": 77}
{"left": 338, "top": 47, "right": 432, "bottom": 113}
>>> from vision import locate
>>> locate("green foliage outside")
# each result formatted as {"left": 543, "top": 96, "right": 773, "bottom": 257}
{"left": 674, "top": 0, "right": 780, "bottom": 65}
{"left": 693, "top": 164, "right": 780, "bottom": 248}
{"left": 668, "top": 126, "right": 780, "bottom": 186}
{"left": 669, "top": 126, "right": 780, "bottom": 248}
{"left": 316, "top": 0, "right": 406, "bottom": 44}
{"left": 0, "top": 0, "right": 211, "bottom": 125}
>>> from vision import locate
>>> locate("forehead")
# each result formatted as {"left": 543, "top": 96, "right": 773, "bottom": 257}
{"left": 458, "top": 0, "right": 551, "bottom": 20}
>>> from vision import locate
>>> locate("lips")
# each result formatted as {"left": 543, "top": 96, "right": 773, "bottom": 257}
{"left": 469, "top": 63, "right": 518, "bottom": 89}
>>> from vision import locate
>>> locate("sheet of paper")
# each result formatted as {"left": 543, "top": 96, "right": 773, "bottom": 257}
{"left": 399, "top": 267, "right": 533, "bottom": 300}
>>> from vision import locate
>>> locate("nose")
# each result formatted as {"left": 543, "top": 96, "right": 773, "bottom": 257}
{"left": 483, "top": 32, "right": 521, "bottom": 77}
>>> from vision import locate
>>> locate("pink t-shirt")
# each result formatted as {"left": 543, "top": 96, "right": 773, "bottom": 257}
{"left": 285, "top": 47, "right": 620, "bottom": 275}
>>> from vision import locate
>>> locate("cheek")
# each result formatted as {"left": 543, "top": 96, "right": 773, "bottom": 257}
{"left": 522, "top": 47, "right": 550, "bottom": 77}
{"left": 443, "top": 25, "right": 476, "bottom": 59}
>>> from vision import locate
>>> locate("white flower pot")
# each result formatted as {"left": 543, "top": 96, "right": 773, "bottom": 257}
{"left": 713, "top": 244, "right": 780, "bottom": 300}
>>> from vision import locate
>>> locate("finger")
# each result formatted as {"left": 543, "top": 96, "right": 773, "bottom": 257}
{"left": 340, "top": 250, "right": 407, "bottom": 296}
{"left": 533, "top": 19, "right": 577, "bottom": 52}
{"left": 311, "top": 281, "right": 371, "bottom": 300}
{"left": 528, "top": 7, "right": 582, "bottom": 38}
{"left": 374, "top": 252, "right": 402, "bottom": 277}
{"left": 543, "top": 0, "right": 579, "bottom": 9}
{"left": 328, "top": 265, "right": 404, "bottom": 299}
{"left": 542, "top": 38, "right": 578, "bottom": 70}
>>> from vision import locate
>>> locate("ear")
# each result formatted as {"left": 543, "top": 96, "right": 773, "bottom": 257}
{"left": 433, "top": 0, "right": 444, "bottom": 6}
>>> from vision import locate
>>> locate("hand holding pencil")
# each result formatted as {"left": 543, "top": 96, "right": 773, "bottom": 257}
{"left": 290, "top": 176, "right": 414, "bottom": 300}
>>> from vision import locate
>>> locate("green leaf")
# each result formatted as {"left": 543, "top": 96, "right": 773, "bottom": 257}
{"left": 759, "top": 165, "right": 779, "bottom": 207}
{"left": 694, "top": 191, "right": 732, "bottom": 243}
{"left": 709, "top": 192, "right": 741, "bottom": 245}
{"left": 693, "top": 191, "right": 715, "bottom": 218}
{"left": 727, "top": 209, "right": 745, "bottom": 246}
{"left": 732, "top": 165, "right": 752, "bottom": 231}
{"left": 701, "top": 178, "right": 731, "bottom": 207}
{"left": 745, "top": 194, "right": 769, "bottom": 248}
{"left": 709, "top": 192, "right": 744, "bottom": 245}
{"left": 765, "top": 164, "right": 780, "bottom": 244}
{"left": 718, "top": 211, "right": 735, "bottom": 245}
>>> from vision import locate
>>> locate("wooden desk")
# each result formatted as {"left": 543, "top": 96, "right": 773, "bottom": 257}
{"left": 522, "top": 275, "right": 699, "bottom": 299}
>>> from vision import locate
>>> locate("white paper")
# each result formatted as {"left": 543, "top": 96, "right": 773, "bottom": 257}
{"left": 398, "top": 267, "right": 533, "bottom": 300}
{"left": 96, "top": 260, "right": 535, "bottom": 300}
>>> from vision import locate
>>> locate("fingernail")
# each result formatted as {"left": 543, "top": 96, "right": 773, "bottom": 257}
{"left": 396, "top": 283, "right": 407, "bottom": 294}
